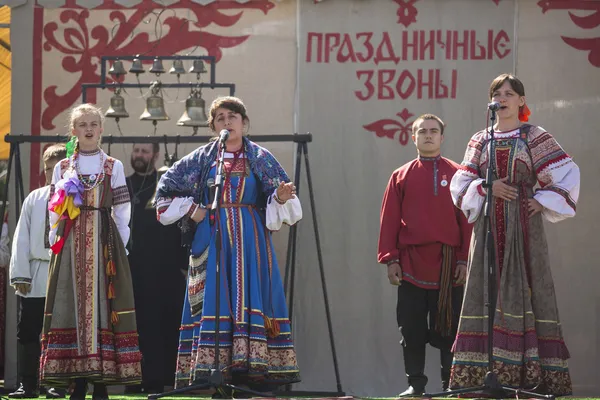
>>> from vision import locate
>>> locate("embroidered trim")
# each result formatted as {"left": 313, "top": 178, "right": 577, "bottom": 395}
{"left": 186, "top": 203, "right": 199, "bottom": 218}
{"left": 403, "top": 272, "right": 440, "bottom": 287}
{"left": 539, "top": 186, "right": 577, "bottom": 212}
{"left": 78, "top": 148, "right": 101, "bottom": 156}
{"left": 419, "top": 154, "right": 442, "bottom": 161}
{"left": 433, "top": 158, "right": 439, "bottom": 196}
{"left": 10, "top": 277, "right": 32, "bottom": 284}
{"left": 113, "top": 185, "right": 131, "bottom": 205}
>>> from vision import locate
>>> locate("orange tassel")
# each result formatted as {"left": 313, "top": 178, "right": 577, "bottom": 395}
{"left": 103, "top": 245, "right": 109, "bottom": 260}
{"left": 264, "top": 316, "right": 280, "bottom": 338}
{"left": 111, "top": 311, "right": 119, "bottom": 325}
{"left": 108, "top": 281, "right": 115, "bottom": 299}
{"left": 106, "top": 260, "right": 116, "bottom": 276}
{"left": 519, "top": 103, "right": 531, "bottom": 122}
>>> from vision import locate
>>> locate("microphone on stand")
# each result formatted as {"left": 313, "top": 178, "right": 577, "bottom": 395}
{"left": 487, "top": 101, "right": 501, "bottom": 112}
{"left": 481, "top": 102, "right": 501, "bottom": 190}
{"left": 218, "top": 129, "right": 230, "bottom": 144}
{"left": 207, "top": 178, "right": 216, "bottom": 204}
{"left": 207, "top": 177, "right": 216, "bottom": 224}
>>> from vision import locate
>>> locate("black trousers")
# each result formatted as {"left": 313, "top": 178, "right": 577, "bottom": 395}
{"left": 17, "top": 297, "right": 45, "bottom": 344}
{"left": 130, "top": 269, "right": 186, "bottom": 390}
{"left": 396, "top": 282, "right": 463, "bottom": 391}
{"left": 16, "top": 297, "right": 45, "bottom": 386}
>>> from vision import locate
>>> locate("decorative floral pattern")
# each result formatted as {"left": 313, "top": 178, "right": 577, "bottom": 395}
{"left": 363, "top": 108, "right": 415, "bottom": 146}
{"left": 538, "top": 0, "right": 600, "bottom": 67}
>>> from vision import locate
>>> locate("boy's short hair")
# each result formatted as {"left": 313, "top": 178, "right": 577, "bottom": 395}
{"left": 43, "top": 144, "right": 67, "bottom": 163}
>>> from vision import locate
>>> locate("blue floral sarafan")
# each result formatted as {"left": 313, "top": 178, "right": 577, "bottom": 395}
{"left": 156, "top": 137, "right": 301, "bottom": 390}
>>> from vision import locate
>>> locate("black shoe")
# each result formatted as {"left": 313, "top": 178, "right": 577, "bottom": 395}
{"left": 92, "top": 383, "right": 109, "bottom": 400}
{"left": 440, "top": 349, "right": 453, "bottom": 394}
{"left": 12, "top": 342, "right": 42, "bottom": 399}
{"left": 46, "top": 388, "right": 66, "bottom": 399}
{"left": 8, "top": 384, "right": 39, "bottom": 399}
{"left": 144, "top": 385, "right": 164, "bottom": 395}
{"left": 69, "top": 379, "right": 87, "bottom": 400}
{"left": 123, "top": 385, "right": 143, "bottom": 394}
{"left": 212, "top": 387, "right": 234, "bottom": 399}
{"left": 398, "top": 385, "right": 425, "bottom": 397}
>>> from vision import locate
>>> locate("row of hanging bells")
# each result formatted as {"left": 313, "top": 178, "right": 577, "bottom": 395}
{"left": 105, "top": 86, "right": 208, "bottom": 127}
{"left": 109, "top": 58, "right": 207, "bottom": 77}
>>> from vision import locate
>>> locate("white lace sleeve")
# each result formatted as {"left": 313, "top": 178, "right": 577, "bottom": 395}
{"left": 451, "top": 131, "right": 487, "bottom": 223}
{"left": 450, "top": 172, "right": 486, "bottom": 224}
{"left": 110, "top": 160, "right": 131, "bottom": 247}
{"left": 534, "top": 162, "right": 580, "bottom": 223}
{"left": 9, "top": 196, "right": 31, "bottom": 279}
{"left": 530, "top": 129, "right": 580, "bottom": 223}
{"left": 156, "top": 196, "right": 197, "bottom": 225}
{"left": 265, "top": 193, "right": 302, "bottom": 231}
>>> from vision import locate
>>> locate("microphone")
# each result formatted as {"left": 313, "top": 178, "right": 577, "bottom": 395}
{"left": 487, "top": 101, "right": 501, "bottom": 112}
{"left": 207, "top": 178, "right": 216, "bottom": 205}
{"left": 218, "top": 129, "right": 230, "bottom": 143}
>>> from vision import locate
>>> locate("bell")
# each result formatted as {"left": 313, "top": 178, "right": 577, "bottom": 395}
{"left": 109, "top": 60, "right": 127, "bottom": 76}
{"left": 177, "top": 91, "right": 208, "bottom": 127}
{"left": 129, "top": 58, "right": 145, "bottom": 74}
{"left": 188, "top": 59, "right": 207, "bottom": 75}
{"left": 169, "top": 59, "right": 186, "bottom": 76}
{"left": 105, "top": 90, "right": 129, "bottom": 119}
{"left": 140, "top": 95, "right": 169, "bottom": 121}
{"left": 149, "top": 57, "right": 165, "bottom": 74}
{"left": 140, "top": 85, "right": 169, "bottom": 121}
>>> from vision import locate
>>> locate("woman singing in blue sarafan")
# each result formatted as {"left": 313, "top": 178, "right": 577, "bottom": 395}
{"left": 155, "top": 96, "right": 302, "bottom": 394}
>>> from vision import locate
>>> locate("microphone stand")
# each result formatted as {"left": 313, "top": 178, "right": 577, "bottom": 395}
{"left": 423, "top": 109, "right": 554, "bottom": 400}
{"left": 149, "top": 139, "right": 267, "bottom": 399}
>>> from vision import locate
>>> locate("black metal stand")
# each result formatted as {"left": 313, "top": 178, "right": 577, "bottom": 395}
{"left": 279, "top": 141, "right": 345, "bottom": 398}
{"left": 0, "top": 138, "right": 26, "bottom": 393}
{"left": 423, "top": 112, "right": 553, "bottom": 400}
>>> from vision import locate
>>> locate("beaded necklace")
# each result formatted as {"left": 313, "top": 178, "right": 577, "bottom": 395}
{"left": 72, "top": 149, "right": 106, "bottom": 191}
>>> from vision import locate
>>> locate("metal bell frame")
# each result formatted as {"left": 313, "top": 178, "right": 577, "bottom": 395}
{"left": 81, "top": 55, "right": 235, "bottom": 134}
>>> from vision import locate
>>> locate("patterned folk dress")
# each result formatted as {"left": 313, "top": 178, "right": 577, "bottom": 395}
{"left": 448, "top": 125, "right": 580, "bottom": 396}
{"left": 155, "top": 138, "right": 302, "bottom": 389}
{"left": 40, "top": 150, "right": 142, "bottom": 386}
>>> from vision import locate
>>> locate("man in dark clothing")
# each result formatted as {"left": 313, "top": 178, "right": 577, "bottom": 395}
{"left": 125, "top": 143, "right": 188, "bottom": 394}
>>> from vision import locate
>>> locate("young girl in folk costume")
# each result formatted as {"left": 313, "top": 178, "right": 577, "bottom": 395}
{"left": 449, "top": 74, "right": 580, "bottom": 396}
{"left": 41, "top": 104, "right": 142, "bottom": 400}
{"left": 156, "top": 96, "right": 302, "bottom": 394}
